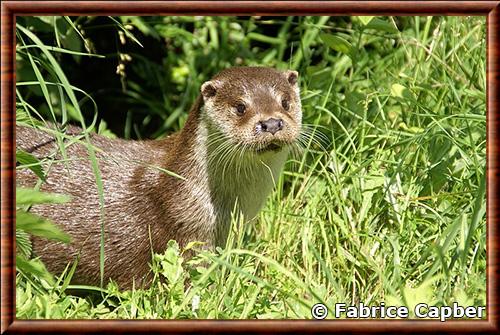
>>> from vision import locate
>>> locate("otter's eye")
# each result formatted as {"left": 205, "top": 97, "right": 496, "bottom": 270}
{"left": 236, "top": 103, "right": 246, "bottom": 115}
{"left": 281, "top": 99, "right": 290, "bottom": 111}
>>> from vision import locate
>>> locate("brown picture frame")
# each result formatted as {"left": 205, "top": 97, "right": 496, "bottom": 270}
{"left": 1, "top": 1, "right": 498, "bottom": 333}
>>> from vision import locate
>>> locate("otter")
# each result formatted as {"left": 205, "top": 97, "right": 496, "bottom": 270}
{"left": 16, "top": 67, "right": 302, "bottom": 288}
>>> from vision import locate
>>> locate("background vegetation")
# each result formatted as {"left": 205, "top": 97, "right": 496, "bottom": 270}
{"left": 15, "top": 16, "right": 486, "bottom": 319}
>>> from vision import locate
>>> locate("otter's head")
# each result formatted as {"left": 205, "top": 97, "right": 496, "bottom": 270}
{"left": 200, "top": 67, "right": 302, "bottom": 154}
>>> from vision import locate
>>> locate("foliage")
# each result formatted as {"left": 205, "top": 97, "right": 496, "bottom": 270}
{"left": 15, "top": 15, "right": 486, "bottom": 319}
{"left": 15, "top": 183, "right": 71, "bottom": 286}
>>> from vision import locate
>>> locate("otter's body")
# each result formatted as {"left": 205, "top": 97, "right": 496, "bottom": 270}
{"left": 16, "top": 67, "right": 302, "bottom": 288}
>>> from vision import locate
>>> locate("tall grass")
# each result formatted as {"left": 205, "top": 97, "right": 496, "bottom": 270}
{"left": 15, "top": 16, "right": 486, "bottom": 319}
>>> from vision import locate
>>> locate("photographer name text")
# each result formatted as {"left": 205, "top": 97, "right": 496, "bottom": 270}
{"left": 311, "top": 302, "right": 485, "bottom": 321}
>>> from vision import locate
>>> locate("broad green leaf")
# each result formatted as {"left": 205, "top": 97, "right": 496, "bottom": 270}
{"left": 16, "top": 188, "right": 70, "bottom": 206}
{"left": 97, "top": 119, "right": 118, "bottom": 139}
{"left": 391, "top": 83, "right": 416, "bottom": 101}
{"left": 23, "top": 17, "right": 53, "bottom": 32}
{"left": 358, "top": 16, "right": 375, "bottom": 26}
{"left": 16, "top": 149, "right": 46, "bottom": 181}
{"left": 320, "top": 33, "right": 353, "bottom": 56}
{"left": 161, "top": 240, "right": 184, "bottom": 284}
{"left": 16, "top": 255, "right": 55, "bottom": 285}
{"left": 34, "top": 16, "right": 56, "bottom": 26}
{"left": 16, "top": 210, "right": 71, "bottom": 243}
{"left": 391, "top": 83, "right": 407, "bottom": 98}
{"left": 15, "top": 107, "right": 32, "bottom": 124}
{"left": 60, "top": 27, "right": 83, "bottom": 56}
{"left": 366, "top": 18, "right": 399, "bottom": 34}
{"left": 16, "top": 228, "right": 32, "bottom": 258}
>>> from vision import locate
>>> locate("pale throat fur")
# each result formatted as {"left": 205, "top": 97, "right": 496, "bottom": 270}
{"left": 189, "top": 109, "right": 290, "bottom": 248}
{"left": 160, "top": 67, "right": 302, "bottom": 248}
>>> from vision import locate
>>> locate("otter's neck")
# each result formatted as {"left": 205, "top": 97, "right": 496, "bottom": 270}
{"left": 172, "top": 102, "right": 288, "bottom": 246}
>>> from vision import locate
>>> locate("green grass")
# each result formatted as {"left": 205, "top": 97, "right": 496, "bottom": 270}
{"left": 15, "top": 16, "right": 486, "bottom": 319}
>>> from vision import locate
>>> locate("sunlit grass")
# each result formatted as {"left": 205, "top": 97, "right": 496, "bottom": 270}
{"left": 15, "top": 15, "right": 486, "bottom": 319}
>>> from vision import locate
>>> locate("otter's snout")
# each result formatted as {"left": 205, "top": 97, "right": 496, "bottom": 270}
{"left": 258, "top": 118, "right": 284, "bottom": 135}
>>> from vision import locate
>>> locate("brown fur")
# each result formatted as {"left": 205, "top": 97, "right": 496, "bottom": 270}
{"left": 16, "top": 67, "right": 302, "bottom": 288}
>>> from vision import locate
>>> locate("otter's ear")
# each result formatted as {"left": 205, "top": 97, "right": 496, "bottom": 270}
{"left": 201, "top": 80, "right": 219, "bottom": 99}
{"left": 285, "top": 70, "right": 298, "bottom": 86}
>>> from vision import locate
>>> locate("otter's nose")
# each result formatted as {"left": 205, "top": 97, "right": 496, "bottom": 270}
{"left": 259, "top": 118, "right": 284, "bottom": 135}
